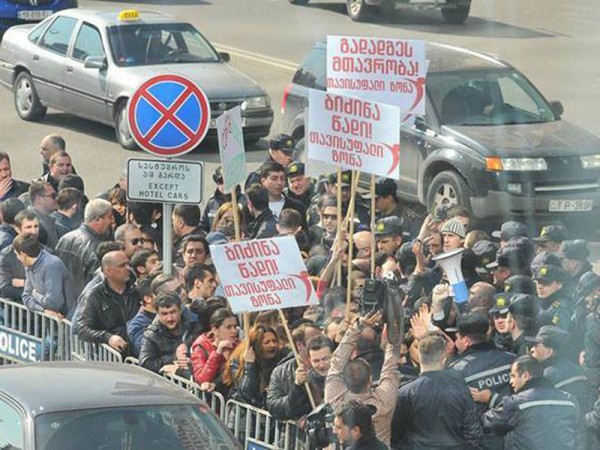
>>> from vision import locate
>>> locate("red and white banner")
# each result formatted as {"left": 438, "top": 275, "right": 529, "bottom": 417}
{"left": 307, "top": 89, "right": 401, "bottom": 179}
{"left": 327, "top": 36, "right": 428, "bottom": 116}
{"left": 210, "top": 236, "right": 318, "bottom": 314}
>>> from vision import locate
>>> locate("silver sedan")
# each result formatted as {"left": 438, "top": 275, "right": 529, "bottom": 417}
{"left": 0, "top": 8, "right": 274, "bottom": 149}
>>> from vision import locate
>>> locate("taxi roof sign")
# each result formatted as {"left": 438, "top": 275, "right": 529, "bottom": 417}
{"left": 118, "top": 9, "right": 140, "bottom": 21}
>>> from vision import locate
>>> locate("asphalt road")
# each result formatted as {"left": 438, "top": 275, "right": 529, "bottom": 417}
{"left": 0, "top": 0, "right": 599, "bottom": 211}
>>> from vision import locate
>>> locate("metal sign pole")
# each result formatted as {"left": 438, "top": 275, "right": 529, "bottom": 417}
{"left": 163, "top": 202, "right": 173, "bottom": 276}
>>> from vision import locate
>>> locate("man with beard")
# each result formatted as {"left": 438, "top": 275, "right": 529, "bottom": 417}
{"left": 139, "top": 291, "right": 192, "bottom": 377}
{"left": 267, "top": 332, "right": 334, "bottom": 421}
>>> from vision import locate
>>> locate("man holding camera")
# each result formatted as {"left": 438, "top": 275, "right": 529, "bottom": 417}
{"left": 325, "top": 311, "right": 400, "bottom": 447}
{"left": 333, "top": 400, "right": 387, "bottom": 450}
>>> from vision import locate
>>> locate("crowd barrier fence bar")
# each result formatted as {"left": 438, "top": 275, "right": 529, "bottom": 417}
{"left": 62, "top": 319, "right": 123, "bottom": 363}
{"left": 0, "top": 298, "right": 313, "bottom": 449}
{"left": 0, "top": 297, "right": 67, "bottom": 362}
{"left": 225, "top": 399, "right": 309, "bottom": 450}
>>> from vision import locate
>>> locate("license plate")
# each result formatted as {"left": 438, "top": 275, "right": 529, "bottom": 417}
{"left": 209, "top": 117, "right": 247, "bottom": 128}
{"left": 17, "top": 10, "right": 53, "bottom": 21}
{"left": 409, "top": 0, "right": 446, "bottom": 3}
{"left": 549, "top": 199, "right": 593, "bottom": 212}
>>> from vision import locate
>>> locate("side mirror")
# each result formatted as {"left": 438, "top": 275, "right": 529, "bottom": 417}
{"left": 414, "top": 115, "right": 428, "bottom": 131}
{"left": 549, "top": 100, "right": 563, "bottom": 118}
{"left": 219, "top": 52, "right": 230, "bottom": 63}
{"left": 84, "top": 56, "right": 107, "bottom": 70}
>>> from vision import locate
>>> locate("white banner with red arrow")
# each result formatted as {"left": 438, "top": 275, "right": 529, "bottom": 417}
{"left": 210, "top": 236, "right": 317, "bottom": 314}
{"left": 307, "top": 89, "right": 401, "bottom": 179}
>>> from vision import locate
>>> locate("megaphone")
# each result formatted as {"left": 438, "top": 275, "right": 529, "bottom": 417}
{"left": 432, "top": 248, "right": 468, "bottom": 304}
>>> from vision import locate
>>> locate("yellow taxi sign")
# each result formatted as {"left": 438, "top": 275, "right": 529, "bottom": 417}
{"left": 118, "top": 10, "right": 140, "bottom": 22}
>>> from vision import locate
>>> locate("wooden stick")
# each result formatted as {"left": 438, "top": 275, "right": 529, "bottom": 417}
{"left": 336, "top": 169, "right": 343, "bottom": 287}
{"left": 278, "top": 309, "right": 316, "bottom": 409}
{"left": 370, "top": 175, "right": 376, "bottom": 278}
{"left": 231, "top": 187, "right": 241, "bottom": 242}
{"left": 345, "top": 171, "right": 359, "bottom": 318}
{"left": 231, "top": 187, "right": 250, "bottom": 339}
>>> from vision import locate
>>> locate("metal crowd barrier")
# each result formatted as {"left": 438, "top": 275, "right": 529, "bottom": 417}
{"left": 226, "top": 399, "right": 309, "bottom": 450}
{"left": 63, "top": 319, "right": 123, "bottom": 363}
{"left": 0, "top": 297, "right": 312, "bottom": 449}
{"left": 0, "top": 297, "right": 68, "bottom": 363}
{"left": 162, "top": 371, "right": 227, "bottom": 421}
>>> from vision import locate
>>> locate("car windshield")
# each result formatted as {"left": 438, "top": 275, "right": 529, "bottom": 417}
{"left": 107, "top": 23, "right": 220, "bottom": 67}
{"left": 35, "top": 404, "right": 238, "bottom": 450}
{"left": 428, "top": 69, "right": 556, "bottom": 126}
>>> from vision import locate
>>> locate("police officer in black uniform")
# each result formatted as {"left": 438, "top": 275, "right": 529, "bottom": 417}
{"left": 373, "top": 177, "right": 424, "bottom": 239}
{"left": 448, "top": 312, "right": 516, "bottom": 450}
{"left": 561, "top": 239, "right": 593, "bottom": 288}
{"left": 533, "top": 264, "right": 572, "bottom": 331}
{"left": 506, "top": 294, "right": 538, "bottom": 356}
{"left": 244, "top": 134, "right": 295, "bottom": 191}
{"left": 284, "top": 162, "right": 314, "bottom": 210}
{"left": 483, "top": 355, "right": 579, "bottom": 450}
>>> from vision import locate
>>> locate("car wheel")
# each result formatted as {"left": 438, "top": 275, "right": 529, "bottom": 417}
{"left": 114, "top": 102, "right": 138, "bottom": 150}
{"left": 14, "top": 71, "right": 46, "bottom": 121}
{"left": 441, "top": 1, "right": 471, "bottom": 24}
{"left": 347, "top": 0, "right": 374, "bottom": 21}
{"left": 427, "top": 170, "right": 472, "bottom": 211}
{"left": 288, "top": 0, "right": 309, "bottom": 4}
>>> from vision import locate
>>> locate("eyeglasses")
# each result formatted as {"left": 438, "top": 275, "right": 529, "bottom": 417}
{"left": 322, "top": 214, "right": 338, "bottom": 220}
{"left": 131, "top": 238, "right": 145, "bottom": 245}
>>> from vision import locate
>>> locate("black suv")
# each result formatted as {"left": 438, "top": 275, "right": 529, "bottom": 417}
{"left": 281, "top": 42, "right": 600, "bottom": 230}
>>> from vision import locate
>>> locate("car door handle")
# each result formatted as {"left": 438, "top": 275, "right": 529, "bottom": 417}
{"left": 32, "top": 55, "right": 39, "bottom": 61}
{"left": 66, "top": 66, "right": 73, "bottom": 73}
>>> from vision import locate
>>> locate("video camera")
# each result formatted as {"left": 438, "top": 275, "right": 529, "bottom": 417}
{"left": 360, "top": 279, "right": 405, "bottom": 345}
{"left": 306, "top": 403, "right": 337, "bottom": 449}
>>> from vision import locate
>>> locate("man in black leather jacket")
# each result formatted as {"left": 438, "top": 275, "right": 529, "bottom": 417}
{"left": 139, "top": 292, "right": 192, "bottom": 377}
{"left": 391, "top": 333, "right": 483, "bottom": 450}
{"left": 76, "top": 250, "right": 139, "bottom": 355}
{"left": 483, "top": 355, "right": 578, "bottom": 450}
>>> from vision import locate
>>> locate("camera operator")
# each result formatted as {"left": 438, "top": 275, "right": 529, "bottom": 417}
{"left": 333, "top": 400, "right": 386, "bottom": 450}
{"left": 325, "top": 311, "right": 400, "bottom": 447}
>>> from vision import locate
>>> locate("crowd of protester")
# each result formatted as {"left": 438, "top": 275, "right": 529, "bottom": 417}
{"left": 2, "top": 132, "right": 600, "bottom": 449}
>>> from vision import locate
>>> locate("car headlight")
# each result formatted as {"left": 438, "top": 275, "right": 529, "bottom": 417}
{"left": 580, "top": 155, "right": 600, "bottom": 169}
{"left": 486, "top": 157, "right": 548, "bottom": 171}
{"left": 241, "top": 96, "right": 270, "bottom": 110}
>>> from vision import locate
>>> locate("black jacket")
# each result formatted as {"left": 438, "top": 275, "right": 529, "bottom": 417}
{"left": 265, "top": 354, "right": 319, "bottom": 421}
{"left": 348, "top": 434, "right": 388, "bottom": 450}
{"left": 542, "top": 355, "right": 593, "bottom": 414}
{"left": 0, "top": 243, "right": 25, "bottom": 301}
{"left": 248, "top": 209, "right": 278, "bottom": 240}
{"left": 482, "top": 377, "right": 579, "bottom": 450}
{"left": 56, "top": 224, "right": 107, "bottom": 297}
{"left": 449, "top": 342, "right": 516, "bottom": 413}
{"left": 139, "top": 318, "right": 190, "bottom": 376}
{"left": 391, "top": 369, "right": 483, "bottom": 450}
{"left": 449, "top": 341, "right": 516, "bottom": 450}
{"left": 75, "top": 278, "right": 139, "bottom": 348}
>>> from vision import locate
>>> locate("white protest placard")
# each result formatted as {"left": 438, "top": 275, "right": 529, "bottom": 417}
{"left": 210, "top": 236, "right": 318, "bottom": 314}
{"left": 216, "top": 106, "right": 247, "bottom": 192}
{"left": 127, "top": 158, "right": 203, "bottom": 204}
{"left": 327, "top": 36, "right": 428, "bottom": 116}
{"left": 307, "top": 89, "right": 401, "bottom": 179}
